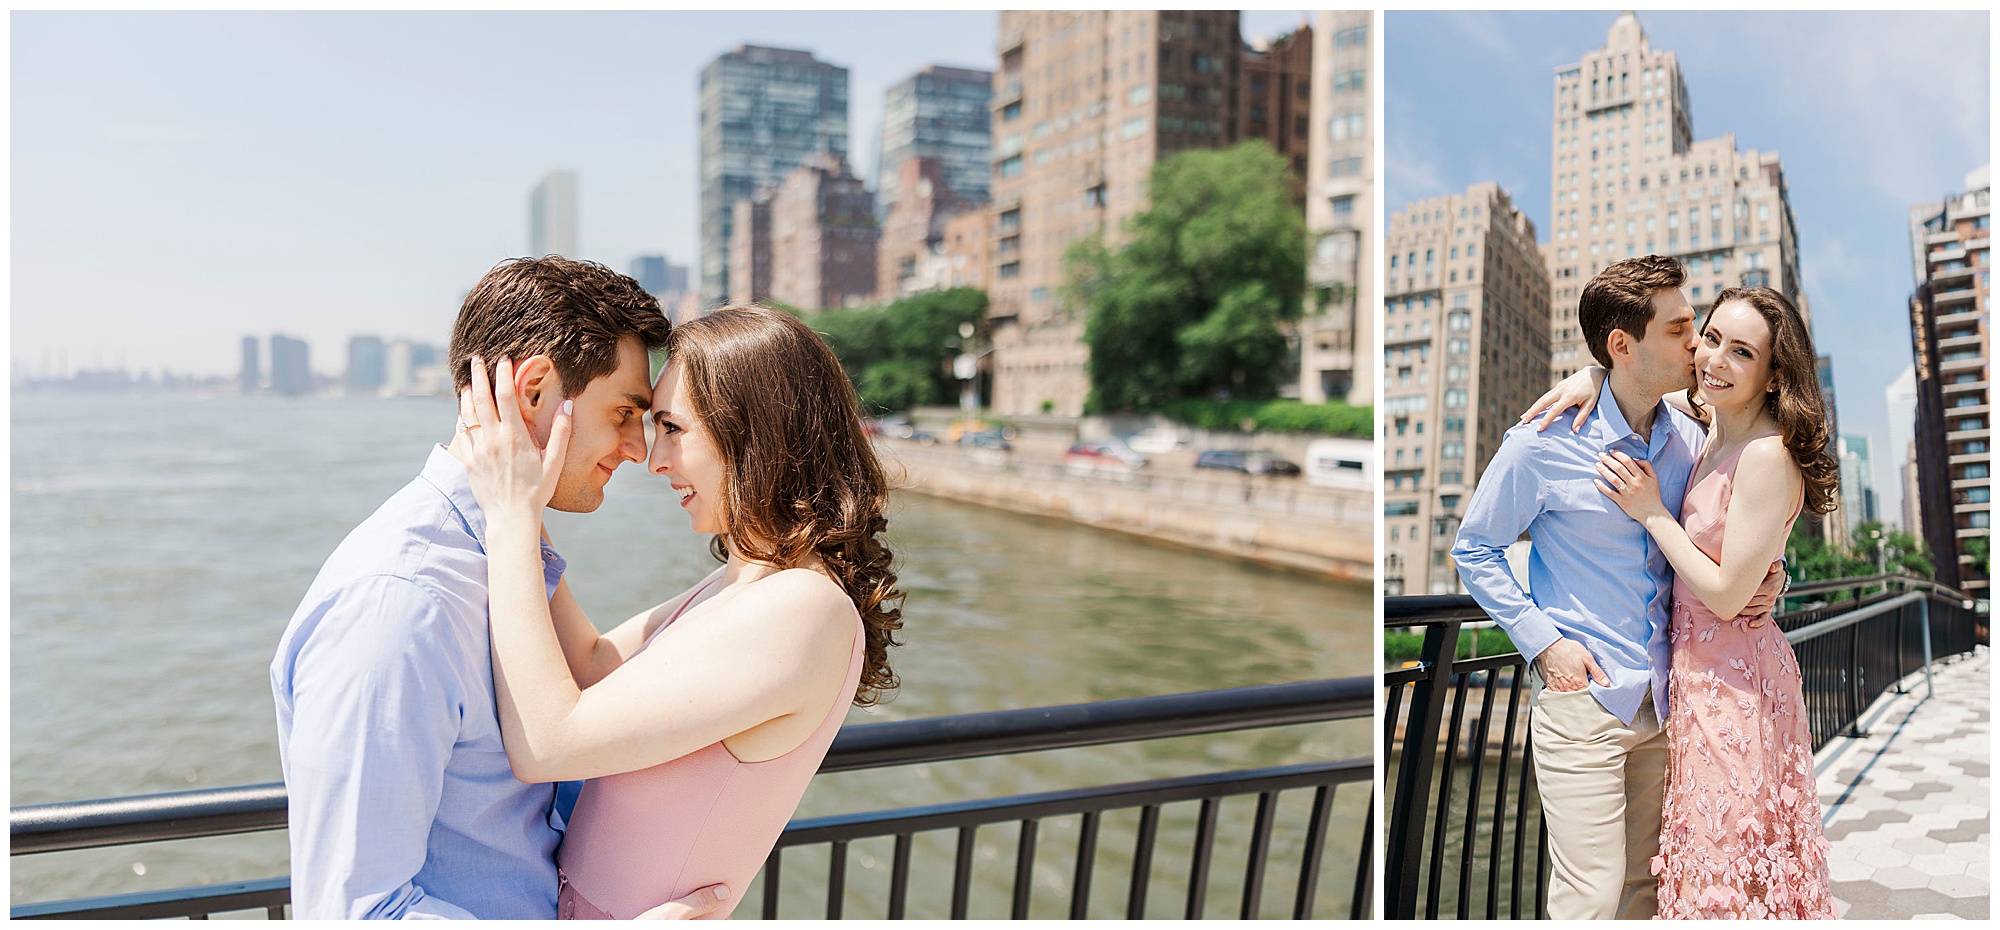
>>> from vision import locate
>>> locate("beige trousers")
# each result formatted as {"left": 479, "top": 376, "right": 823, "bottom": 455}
{"left": 1530, "top": 680, "right": 1667, "bottom": 920}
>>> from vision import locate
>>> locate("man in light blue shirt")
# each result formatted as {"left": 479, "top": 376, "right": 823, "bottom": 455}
{"left": 1452, "top": 255, "right": 1704, "bottom": 920}
{"left": 271, "top": 258, "right": 708, "bottom": 918}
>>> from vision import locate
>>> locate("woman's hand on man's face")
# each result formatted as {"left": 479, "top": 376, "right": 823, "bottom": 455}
{"left": 458, "top": 354, "right": 573, "bottom": 523}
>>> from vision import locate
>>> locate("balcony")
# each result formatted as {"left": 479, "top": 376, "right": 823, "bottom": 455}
{"left": 1940, "top": 332, "right": 1987, "bottom": 353}
{"left": 1941, "top": 355, "right": 1987, "bottom": 375}
{"left": 1932, "top": 286, "right": 1980, "bottom": 308}
{"left": 1929, "top": 262, "right": 1976, "bottom": 285}
{"left": 1937, "top": 307, "right": 1984, "bottom": 328}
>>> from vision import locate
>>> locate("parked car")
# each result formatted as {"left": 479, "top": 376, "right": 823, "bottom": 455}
{"left": 906, "top": 429, "right": 939, "bottom": 446}
{"left": 1064, "top": 441, "right": 1148, "bottom": 471}
{"left": 958, "top": 429, "right": 1012, "bottom": 451}
{"left": 1194, "top": 448, "right": 1300, "bottom": 476}
{"left": 867, "top": 413, "right": 916, "bottom": 439}
{"left": 1126, "top": 426, "right": 1190, "bottom": 455}
{"left": 1304, "top": 438, "right": 1374, "bottom": 490}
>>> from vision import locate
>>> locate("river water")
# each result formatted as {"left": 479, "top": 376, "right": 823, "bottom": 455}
{"left": 10, "top": 392, "right": 1372, "bottom": 918}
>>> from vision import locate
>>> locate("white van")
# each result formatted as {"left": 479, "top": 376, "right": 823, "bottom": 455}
{"left": 1304, "top": 438, "right": 1374, "bottom": 490}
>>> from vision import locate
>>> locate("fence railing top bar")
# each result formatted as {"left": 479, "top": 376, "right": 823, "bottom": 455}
{"left": 1784, "top": 591, "right": 1929, "bottom": 645}
{"left": 13, "top": 678, "right": 1368, "bottom": 853}
{"left": 1384, "top": 595, "right": 1489, "bottom": 626}
{"left": 1785, "top": 573, "right": 1974, "bottom": 601}
{"left": 821, "top": 677, "right": 1370, "bottom": 773}
{"left": 11, "top": 782, "right": 287, "bottom": 831}
{"left": 776, "top": 758, "right": 1367, "bottom": 847}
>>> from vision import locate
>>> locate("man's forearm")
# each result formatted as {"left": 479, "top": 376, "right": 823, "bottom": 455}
{"left": 1452, "top": 544, "right": 1563, "bottom": 665}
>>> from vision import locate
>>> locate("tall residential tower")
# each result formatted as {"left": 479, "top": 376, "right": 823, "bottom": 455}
{"left": 1302, "top": 11, "right": 1372, "bottom": 405}
{"left": 985, "top": 10, "right": 1245, "bottom": 416}
{"left": 1908, "top": 164, "right": 1991, "bottom": 598}
{"left": 877, "top": 65, "right": 993, "bottom": 220}
{"left": 1544, "top": 14, "right": 1809, "bottom": 383}
{"left": 530, "top": 171, "right": 578, "bottom": 258}
{"left": 699, "top": 45, "right": 849, "bottom": 308}
{"left": 1382, "top": 183, "right": 1552, "bottom": 595}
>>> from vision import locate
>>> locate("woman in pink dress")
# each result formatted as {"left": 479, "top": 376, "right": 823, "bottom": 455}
{"left": 455, "top": 307, "right": 904, "bottom": 919}
{"left": 1538, "top": 286, "right": 1841, "bottom": 919}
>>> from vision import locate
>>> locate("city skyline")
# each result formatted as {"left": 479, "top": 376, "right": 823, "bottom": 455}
{"left": 11, "top": 10, "right": 1308, "bottom": 381}
{"left": 1386, "top": 9, "right": 1989, "bottom": 530}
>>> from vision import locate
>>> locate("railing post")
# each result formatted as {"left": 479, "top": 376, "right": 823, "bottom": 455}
{"left": 1849, "top": 619, "right": 1868, "bottom": 738}
{"left": 1919, "top": 595, "right": 1936, "bottom": 701}
{"left": 1387, "top": 618, "right": 1461, "bottom": 919}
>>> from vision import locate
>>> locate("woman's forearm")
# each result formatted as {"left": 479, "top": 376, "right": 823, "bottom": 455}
{"left": 486, "top": 514, "right": 585, "bottom": 781}
{"left": 1638, "top": 512, "right": 1760, "bottom": 620}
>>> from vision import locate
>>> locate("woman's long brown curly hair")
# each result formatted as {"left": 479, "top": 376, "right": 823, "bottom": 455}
{"left": 667, "top": 307, "right": 903, "bottom": 705}
{"left": 1695, "top": 286, "right": 1840, "bottom": 515}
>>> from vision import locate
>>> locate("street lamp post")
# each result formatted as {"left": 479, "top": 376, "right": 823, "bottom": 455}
{"left": 952, "top": 322, "right": 987, "bottom": 419}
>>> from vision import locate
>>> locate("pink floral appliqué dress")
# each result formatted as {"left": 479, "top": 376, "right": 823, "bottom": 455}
{"left": 1652, "top": 444, "right": 1834, "bottom": 920}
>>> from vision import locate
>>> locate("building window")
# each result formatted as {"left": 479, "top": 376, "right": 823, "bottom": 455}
{"left": 998, "top": 155, "right": 1023, "bottom": 178}
{"left": 1332, "top": 195, "right": 1354, "bottom": 216}
{"left": 998, "top": 262, "right": 1020, "bottom": 279}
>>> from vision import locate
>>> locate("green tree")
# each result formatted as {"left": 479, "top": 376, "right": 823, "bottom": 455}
{"left": 1066, "top": 141, "right": 1306, "bottom": 413}
{"left": 794, "top": 288, "right": 987, "bottom": 414}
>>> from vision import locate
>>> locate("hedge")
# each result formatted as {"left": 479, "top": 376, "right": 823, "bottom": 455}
{"left": 1155, "top": 398, "right": 1373, "bottom": 438}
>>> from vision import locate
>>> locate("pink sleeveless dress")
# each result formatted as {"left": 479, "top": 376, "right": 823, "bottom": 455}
{"left": 555, "top": 578, "right": 865, "bottom": 920}
{"left": 1651, "top": 443, "right": 1833, "bottom": 920}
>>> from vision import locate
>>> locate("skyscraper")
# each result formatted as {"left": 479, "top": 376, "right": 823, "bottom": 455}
{"left": 1382, "top": 182, "right": 1552, "bottom": 595}
{"left": 1303, "top": 11, "right": 1373, "bottom": 406}
{"left": 240, "top": 335, "right": 261, "bottom": 395}
{"left": 530, "top": 171, "right": 579, "bottom": 258}
{"left": 629, "top": 256, "right": 670, "bottom": 296}
{"left": 985, "top": 10, "right": 1246, "bottom": 417}
{"left": 1545, "top": 13, "right": 1809, "bottom": 385}
{"left": 347, "top": 336, "right": 387, "bottom": 396}
{"left": 699, "top": 45, "right": 850, "bottom": 309}
{"left": 1839, "top": 434, "right": 1879, "bottom": 535}
{"left": 1886, "top": 363, "right": 1919, "bottom": 532}
{"left": 270, "top": 335, "right": 312, "bottom": 397}
{"left": 1908, "top": 163, "right": 1990, "bottom": 597}
{"left": 877, "top": 65, "right": 993, "bottom": 220}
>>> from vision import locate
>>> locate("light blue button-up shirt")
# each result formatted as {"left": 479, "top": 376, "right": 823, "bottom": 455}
{"left": 272, "top": 445, "right": 570, "bottom": 919}
{"left": 1451, "top": 379, "right": 1705, "bottom": 725}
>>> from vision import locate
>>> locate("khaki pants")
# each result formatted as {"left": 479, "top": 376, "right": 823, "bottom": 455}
{"left": 1530, "top": 680, "right": 1667, "bottom": 920}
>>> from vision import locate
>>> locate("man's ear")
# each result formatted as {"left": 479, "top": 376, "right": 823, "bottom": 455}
{"left": 1604, "top": 327, "right": 1636, "bottom": 367}
{"left": 512, "top": 355, "right": 563, "bottom": 432}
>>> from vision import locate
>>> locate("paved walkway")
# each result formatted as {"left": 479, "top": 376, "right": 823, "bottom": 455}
{"left": 1818, "top": 649, "right": 1989, "bottom": 920}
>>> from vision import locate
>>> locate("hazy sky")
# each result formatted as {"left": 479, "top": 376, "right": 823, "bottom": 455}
{"left": 1386, "top": 10, "right": 1990, "bottom": 528}
{"left": 12, "top": 9, "right": 1308, "bottom": 379}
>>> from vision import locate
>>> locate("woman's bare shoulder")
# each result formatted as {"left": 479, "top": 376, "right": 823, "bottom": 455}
{"left": 1737, "top": 435, "right": 1802, "bottom": 490}
{"left": 729, "top": 568, "right": 855, "bottom": 626}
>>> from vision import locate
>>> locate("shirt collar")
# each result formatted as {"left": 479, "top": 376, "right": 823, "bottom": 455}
{"left": 420, "top": 444, "right": 569, "bottom": 578}
{"left": 1589, "top": 377, "right": 1633, "bottom": 445}
{"left": 420, "top": 444, "right": 489, "bottom": 550}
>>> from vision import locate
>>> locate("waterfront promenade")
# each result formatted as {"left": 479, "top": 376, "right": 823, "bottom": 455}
{"left": 1819, "top": 650, "right": 1990, "bottom": 920}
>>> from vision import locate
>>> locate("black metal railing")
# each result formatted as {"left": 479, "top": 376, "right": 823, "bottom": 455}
{"left": 13, "top": 678, "right": 1372, "bottom": 920}
{"left": 1384, "top": 574, "right": 1984, "bottom": 920}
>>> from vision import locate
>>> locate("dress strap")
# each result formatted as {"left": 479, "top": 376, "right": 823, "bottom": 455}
{"left": 642, "top": 573, "right": 722, "bottom": 648}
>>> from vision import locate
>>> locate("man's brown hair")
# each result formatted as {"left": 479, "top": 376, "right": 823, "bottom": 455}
{"left": 448, "top": 257, "right": 671, "bottom": 398}
{"left": 1577, "top": 254, "right": 1686, "bottom": 369}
